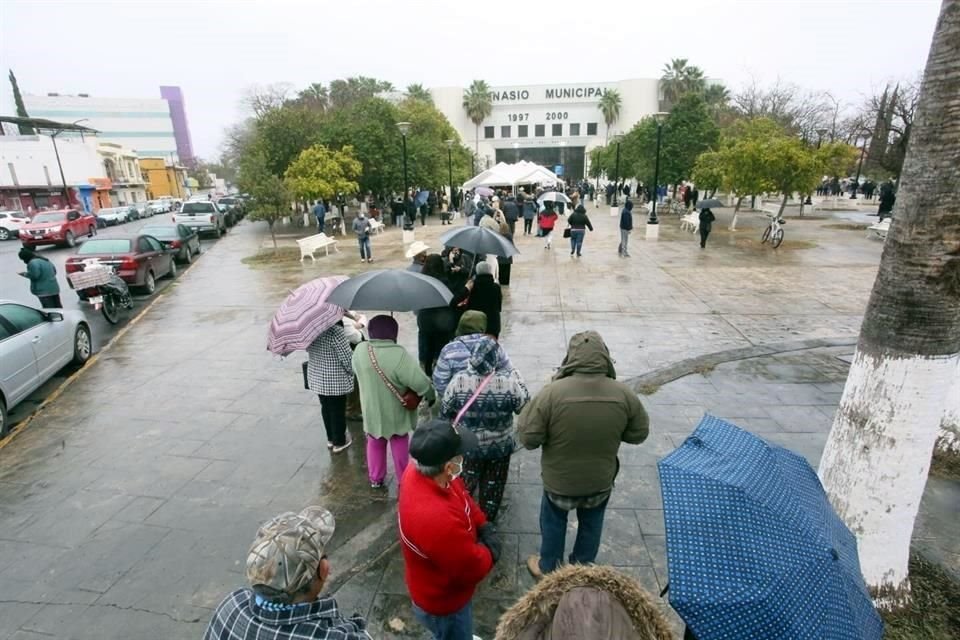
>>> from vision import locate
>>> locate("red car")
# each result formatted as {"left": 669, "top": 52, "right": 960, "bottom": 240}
{"left": 19, "top": 209, "right": 98, "bottom": 248}
{"left": 65, "top": 235, "right": 177, "bottom": 294}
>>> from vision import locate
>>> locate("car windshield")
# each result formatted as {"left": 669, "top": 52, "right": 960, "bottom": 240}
{"left": 32, "top": 212, "right": 65, "bottom": 223}
{"left": 182, "top": 202, "right": 213, "bottom": 213}
{"left": 219, "top": 198, "right": 236, "bottom": 204}
{"left": 77, "top": 239, "right": 131, "bottom": 255}
{"left": 141, "top": 226, "right": 176, "bottom": 239}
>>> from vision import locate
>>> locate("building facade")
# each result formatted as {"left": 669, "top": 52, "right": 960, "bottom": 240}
{"left": 160, "top": 86, "right": 195, "bottom": 165}
{"left": 98, "top": 142, "right": 147, "bottom": 205}
{"left": 23, "top": 87, "right": 194, "bottom": 163}
{"left": 139, "top": 157, "right": 187, "bottom": 199}
{"left": 431, "top": 79, "right": 660, "bottom": 182}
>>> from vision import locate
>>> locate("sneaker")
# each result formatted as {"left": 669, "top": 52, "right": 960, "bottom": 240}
{"left": 332, "top": 438, "right": 353, "bottom": 453}
{"left": 370, "top": 481, "right": 385, "bottom": 489}
{"left": 367, "top": 258, "right": 374, "bottom": 263}
{"left": 327, "top": 442, "right": 334, "bottom": 450}
{"left": 526, "top": 555, "right": 544, "bottom": 581}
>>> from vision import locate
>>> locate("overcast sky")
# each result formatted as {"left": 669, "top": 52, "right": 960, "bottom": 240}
{"left": 0, "top": 0, "right": 942, "bottom": 159}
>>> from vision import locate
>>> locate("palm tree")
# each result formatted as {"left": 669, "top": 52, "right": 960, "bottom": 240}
{"left": 406, "top": 83, "right": 433, "bottom": 103}
{"left": 462, "top": 80, "right": 493, "bottom": 170}
{"left": 660, "top": 58, "right": 707, "bottom": 108}
{"left": 818, "top": 0, "right": 960, "bottom": 610}
{"left": 293, "top": 83, "right": 328, "bottom": 111}
{"left": 598, "top": 89, "right": 622, "bottom": 143}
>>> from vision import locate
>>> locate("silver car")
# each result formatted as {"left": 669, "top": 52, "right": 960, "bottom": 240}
{"left": 0, "top": 301, "right": 92, "bottom": 437}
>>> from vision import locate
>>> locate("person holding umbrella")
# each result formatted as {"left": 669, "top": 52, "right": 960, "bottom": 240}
{"left": 539, "top": 202, "right": 559, "bottom": 250}
{"left": 696, "top": 198, "right": 722, "bottom": 249}
{"left": 306, "top": 322, "right": 355, "bottom": 453}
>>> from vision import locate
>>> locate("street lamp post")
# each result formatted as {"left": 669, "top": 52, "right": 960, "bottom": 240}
{"left": 446, "top": 139, "right": 454, "bottom": 218}
{"left": 397, "top": 122, "right": 412, "bottom": 230}
{"left": 612, "top": 139, "right": 621, "bottom": 207}
{"left": 851, "top": 140, "right": 867, "bottom": 200}
{"left": 649, "top": 121, "right": 664, "bottom": 225}
{"left": 49, "top": 118, "right": 89, "bottom": 207}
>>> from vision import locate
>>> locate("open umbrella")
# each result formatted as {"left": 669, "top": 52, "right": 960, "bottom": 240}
{"left": 658, "top": 415, "right": 883, "bottom": 640}
{"left": 475, "top": 186, "right": 495, "bottom": 197}
{"left": 267, "top": 276, "right": 347, "bottom": 356}
{"left": 537, "top": 191, "right": 572, "bottom": 205}
{"left": 439, "top": 226, "right": 519, "bottom": 258}
{"left": 327, "top": 269, "right": 453, "bottom": 312}
{"left": 415, "top": 190, "right": 431, "bottom": 207}
{"left": 696, "top": 198, "right": 724, "bottom": 209}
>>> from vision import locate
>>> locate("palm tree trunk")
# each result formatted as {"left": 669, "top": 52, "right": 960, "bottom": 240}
{"left": 818, "top": 0, "right": 960, "bottom": 610}
{"left": 475, "top": 123, "right": 480, "bottom": 172}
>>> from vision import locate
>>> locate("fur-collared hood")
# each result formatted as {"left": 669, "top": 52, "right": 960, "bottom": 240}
{"left": 495, "top": 565, "right": 672, "bottom": 640}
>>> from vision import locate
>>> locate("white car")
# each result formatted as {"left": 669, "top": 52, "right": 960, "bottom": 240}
{"left": 147, "top": 200, "right": 171, "bottom": 215}
{"left": 0, "top": 210, "right": 31, "bottom": 241}
{"left": 133, "top": 202, "right": 152, "bottom": 218}
{"left": 97, "top": 207, "right": 133, "bottom": 225}
{"left": 0, "top": 301, "right": 92, "bottom": 437}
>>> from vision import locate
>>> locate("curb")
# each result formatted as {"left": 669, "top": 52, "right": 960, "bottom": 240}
{"left": 328, "top": 507, "right": 399, "bottom": 594}
{"left": 624, "top": 336, "right": 858, "bottom": 393}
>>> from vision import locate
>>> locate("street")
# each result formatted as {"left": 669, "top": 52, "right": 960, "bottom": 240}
{"left": 0, "top": 213, "right": 224, "bottom": 429}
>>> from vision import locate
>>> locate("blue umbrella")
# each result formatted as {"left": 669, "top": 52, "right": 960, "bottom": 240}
{"left": 415, "top": 190, "right": 430, "bottom": 207}
{"left": 658, "top": 415, "right": 883, "bottom": 640}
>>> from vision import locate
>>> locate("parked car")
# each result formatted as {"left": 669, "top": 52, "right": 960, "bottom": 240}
{"left": 133, "top": 202, "right": 151, "bottom": 218}
{"left": 140, "top": 224, "right": 201, "bottom": 264}
{"left": 0, "top": 210, "right": 31, "bottom": 241}
{"left": 173, "top": 201, "right": 226, "bottom": 237}
{"left": 19, "top": 209, "right": 98, "bottom": 248}
{"left": 65, "top": 235, "right": 176, "bottom": 295}
{"left": 218, "top": 202, "right": 237, "bottom": 228}
{"left": 0, "top": 300, "right": 92, "bottom": 437}
{"left": 147, "top": 199, "right": 171, "bottom": 215}
{"left": 217, "top": 196, "right": 245, "bottom": 220}
{"left": 96, "top": 206, "right": 135, "bottom": 226}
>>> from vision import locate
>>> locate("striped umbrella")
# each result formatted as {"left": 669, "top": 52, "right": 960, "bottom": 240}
{"left": 267, "top": 276, "right": 348, "bottom": 356}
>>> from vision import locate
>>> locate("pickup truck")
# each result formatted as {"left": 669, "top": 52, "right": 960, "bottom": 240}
{"left": 173, "top": 201, "right": 225, "bottom": 237}
{"left": 19, "top": 209, "right": 98, "bottom": 248}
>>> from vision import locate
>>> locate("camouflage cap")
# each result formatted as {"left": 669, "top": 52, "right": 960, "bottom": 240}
{"left": 246, "top": 506, "right": 335, "bottom": 601}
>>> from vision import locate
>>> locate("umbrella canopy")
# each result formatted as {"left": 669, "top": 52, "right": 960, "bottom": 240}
{"left": 538, "top": 191, "right": 572, "bottom": 204}
{"left": 658, "top": 415, "right": 883, "bottom": 640}
{"left": 326, "top": 269, "right": 453, "bottom": 312}
{"left": 267, "top": 276, "right": 347, "bottom": 356}
{"left": 474, "top": 186, "right": 495, "bottom": 197}
{"left": 415, "top": 190, "right": 431, "bottom": 207}
{"left": 439, "top": 226, "right": 519, "bottom": 258}
{"left": 696, "top": 198, "right": 724, "bottom": 209}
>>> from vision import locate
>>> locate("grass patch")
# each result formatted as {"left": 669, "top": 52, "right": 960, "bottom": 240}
{"left": 881, "top": 554, "right": 960, "bottom": 639}
{"left": 637, "top": 383, "right": 661, "bottom": 396}
{"left": 242, "top": 246, "right": 302, "bottom": 265}
{"left": 692, "top": 362, "right": 717, "bottom": 375}
{"left": 930, "top": 448, "right": 960, "bottom": 481}
{"left": 824, "top": 223, "right": 871, "bottom": 231}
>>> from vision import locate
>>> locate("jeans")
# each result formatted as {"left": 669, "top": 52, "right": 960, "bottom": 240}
{"left": 538, "top": 491, "right": 609, "bottom": 573}
{"left": 412, "top": 601, "right": 473, "bottom": 640}
{"left": 619, "top": 229, "right": 631, "bottom": 255}
{"left": 316, "top": 216, "right": 325, "bottom": 234}
{"left": 523, "top": 218, "right": 533, "bottom": 234}
{"left": 318, "top": 394, "right": 348, "bottom": 447}
{"left": 38, "top": 294, "right": 63, "bottom": 309}
{"left": 569, "top": 229, "right": 585, "bottom": 255}
{"left": 365, "top": 434, "right": 409, "bottom": 484}
{"left": 358, "top": 236, "right": 371, "bottom": 260}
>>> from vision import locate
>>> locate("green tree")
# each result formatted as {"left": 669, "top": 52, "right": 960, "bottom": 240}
{"left": 398, "top": 98, "right": 472, "bottom": 189}
{"left": 764, "top": 136, "right": 820, "bottom": 216}
{"left": 238, "top": 150, "right": 291, "bottom": 251}
{"left": 319, "top": 97, "right": 404, "bottom": 196}
{"left": 8, "top": 69, "right": 34, "bottom": 134}
{"left": 328, "top": 77, "right": 394, "bottom": 110}
{"left": 254, "top": 104, "right": 325, "bottom": 176}
{"left": 187, "top": 160, "right": 213, "bottom": 189}
{"left": 599, "top": 89, "right": 622, "bottom": 143}
{"left": 285, "top": 144, "right": 362, "bottom": 203}
{"left": 660, "top": 58, "right": 706, "bottom": 108}
{"left": 406, "top": 84, "right": 433, "bottom": 103}
{"left": 290, "top": 83, "right": 329, "bottom": 111}
{"left": 691, "top": 150, "right": 725, "bottom": 196}
{"left": 462, "top": 80, "right": 493, "bottom": 169}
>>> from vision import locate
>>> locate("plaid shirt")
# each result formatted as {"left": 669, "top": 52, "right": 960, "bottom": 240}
{"left": 203, "top": 589, "right": 370, "bottom": 640}
{"left": 307, "top": 325, "right": 355, "bottom": 396}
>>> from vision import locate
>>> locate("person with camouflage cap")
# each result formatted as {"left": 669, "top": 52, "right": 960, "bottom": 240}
{"left": 203, "top": 506, "right": 370, "bottom": 640}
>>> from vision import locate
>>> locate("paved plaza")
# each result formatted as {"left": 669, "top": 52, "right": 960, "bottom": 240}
{"left": 0, "top": 203, "right": 954, "bottom": 639}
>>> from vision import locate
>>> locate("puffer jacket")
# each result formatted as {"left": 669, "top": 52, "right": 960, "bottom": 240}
{"left": 495, "top": 564, "right": 673, "bottom": 640}
{"left": 440, "top": 336, "right": 530, "bottom": 460}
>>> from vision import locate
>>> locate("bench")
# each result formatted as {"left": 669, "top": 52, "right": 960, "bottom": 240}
{"left": 296, "top": 233, "right": 339, "bottom": 262}
{"left": 868, "top": 219, "right": 889, "bottom": 240}
{"left": 680, "top": 211, "right": 699, "bottom": 233}
{"left": 368, "top": 218, "right": 385, "bottom": 234}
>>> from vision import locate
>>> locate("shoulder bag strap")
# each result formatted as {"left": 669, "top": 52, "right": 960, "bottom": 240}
{"left": 368, "top": 344, "right": 404, "bottom": 403}
{"left": 454, "top": 372, "right": 495, "bottom": 426}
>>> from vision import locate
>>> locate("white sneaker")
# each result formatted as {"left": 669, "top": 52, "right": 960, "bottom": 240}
{"left": 332, "top": 438, "right": 353, "bottom": 453}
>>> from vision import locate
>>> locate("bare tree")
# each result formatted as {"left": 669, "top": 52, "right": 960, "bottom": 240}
{"left": 241, "top": 83, "right": 293, "bottom": 120}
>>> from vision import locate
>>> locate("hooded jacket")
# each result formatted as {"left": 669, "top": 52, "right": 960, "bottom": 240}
{"left": 432, "top": 311, "right": 513, "bottom": 397}
{"left": 440, "top": 337, "right": 530, "bottom": 461}
{"left": 620, "top": 201, "right": 634, "bottom": 231}
{"left": 495, "top": 565, "right": 673, "bottom": 640}
{"left": 517, "top": 331, "right": 649, "bottom": 497}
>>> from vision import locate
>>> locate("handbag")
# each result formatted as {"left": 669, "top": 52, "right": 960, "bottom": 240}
{"left": 368, "top": 344, "right": 421, "bottom": 410}
{"left": 301, "top": 361, "right": 310, "bottom": 390}
{"left": 562, "top": 227, "right": 572, "bottom": 238}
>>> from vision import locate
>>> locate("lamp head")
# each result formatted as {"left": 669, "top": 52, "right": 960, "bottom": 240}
{"left": 445, "top": 138, "right": 454, "bottom": 148}
{"left": 397, "top": 121, "right": 412, "bottom": 136}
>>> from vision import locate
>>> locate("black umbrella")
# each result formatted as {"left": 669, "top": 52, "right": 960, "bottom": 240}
{"left": 326, "top": 269, "right": 453, "bottom": 312}
{"left": 439, "top": 226, "right": 519, "bottom": 258}
{"left": 696, "top": 198, "right": 724, "bottom": 209}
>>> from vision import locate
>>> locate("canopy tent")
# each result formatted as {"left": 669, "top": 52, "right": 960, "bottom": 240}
{"left": 462, "top": 161, "right": 563, "bottom": 190}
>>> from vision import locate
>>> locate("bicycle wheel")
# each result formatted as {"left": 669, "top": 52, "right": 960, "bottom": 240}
{"left": 761, "top": 225, "right": 772, "bottom": 243}
{"left": 772, "top": 228, "right": 784, "bottom": 248}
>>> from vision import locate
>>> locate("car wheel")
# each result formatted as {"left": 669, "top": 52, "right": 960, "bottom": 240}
{"left": 0, "top": 228, "right": 9, "bottom": 241}
{"left": 88, "top": 225, "right": 96, "bottom": 238}
{"left": 193, "top": 241, "right": 201, "bottom": 256}
{"left": 73, "top": 324, "right": 92, "bottom": 365}
{"left": 0, "top": 397, "right": 8, "bottom": 438}
{"left": 64, "top": 231, "right": 76, "bottom": 247}
{"left": 143, "top": 270, "right": 156, "bottom": 294}
{"left": 167, "top": 260, "right": 177, "bottom": 279}
{"left": 183, "top": 247, "right": 193, "bottom": 264}
{"left": 214, "top": 226, "right": 222, "bottom": 238}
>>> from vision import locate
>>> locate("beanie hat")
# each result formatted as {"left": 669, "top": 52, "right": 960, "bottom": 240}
{"left": 368, "top": 315, "right": 399, "bottom": 341}
{"left": 456, "top": 310, "right": 488, "bottom": 336}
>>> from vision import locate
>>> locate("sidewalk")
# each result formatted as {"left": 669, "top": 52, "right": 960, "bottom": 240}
{"left": 1, "top": 204, "right": 930, "bottom": 639}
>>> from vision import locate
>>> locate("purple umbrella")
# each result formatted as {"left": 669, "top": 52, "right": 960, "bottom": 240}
{"left": 267, "top": 276, "right": 348, "bottom": 356}
{"left": 475, "top": 186, "right": 495, "bottom": 197}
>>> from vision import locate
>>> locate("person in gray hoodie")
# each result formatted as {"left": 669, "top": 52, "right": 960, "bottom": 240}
{"left": 618, "top": 200, "right": 634, "bottom": 257}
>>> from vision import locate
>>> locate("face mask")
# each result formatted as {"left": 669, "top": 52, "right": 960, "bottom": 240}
{"left": 449, "top": 459, "right": 464, "bottom": 481}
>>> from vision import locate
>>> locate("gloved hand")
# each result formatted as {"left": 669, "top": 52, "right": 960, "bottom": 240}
{"left": 477, "top": 523, "right": 501, "bottom": 563}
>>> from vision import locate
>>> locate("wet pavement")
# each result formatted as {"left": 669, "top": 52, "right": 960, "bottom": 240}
{"left": 2, "top": 202, "right": 950, "bottom": 639}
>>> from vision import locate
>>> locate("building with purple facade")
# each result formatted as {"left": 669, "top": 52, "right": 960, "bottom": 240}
{"left": 160, "top": 86, "right": 195, "bottom": 165}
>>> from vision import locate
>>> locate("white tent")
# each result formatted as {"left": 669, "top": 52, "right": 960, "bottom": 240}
{"left": 462, "top": 161, "right": 564, "bottom": 190}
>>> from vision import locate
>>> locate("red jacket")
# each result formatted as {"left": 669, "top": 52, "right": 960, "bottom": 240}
{"left": 539, "top": 211, "right": 558, "bottom": 231}
{"left": 398, "top": 465, "right": 493, "bottom": 615}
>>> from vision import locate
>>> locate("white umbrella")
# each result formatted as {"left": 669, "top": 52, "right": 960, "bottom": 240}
{"left": 537, "top": 191, "right": 572, "bottom": 204}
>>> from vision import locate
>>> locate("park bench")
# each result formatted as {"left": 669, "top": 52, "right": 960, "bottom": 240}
{"left": 296, "top": 233, "right": 339, "bottom": 262}
{"left": 368, "top": 218, "right": 385, "bottom": 234}
{"left": 680, "top": 211, "right": 699, "bottom": 233}
{"left": 868, "top": 219, "right": 889, "bottom": 241}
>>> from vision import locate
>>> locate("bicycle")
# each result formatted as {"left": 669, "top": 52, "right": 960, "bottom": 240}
{"left": 761, "top": 214, "right": 786, "bottom": 248}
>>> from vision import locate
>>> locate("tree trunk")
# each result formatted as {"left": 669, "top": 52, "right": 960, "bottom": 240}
{"left": 936, "top": 361, "right": 960, "bottom": 454}
{"left": 475, "top": 124, "right": 480, "bottom": 172}
{"left": 729, "top": 196, "right": 745, "bottom": 231}
{"left": 777, "top": 192, "right": 788, "bottom": 217}
{"left": 818, "top": 0, "right": 960, "bottom": 610}
{"left": 269, "top": 218, "right": 278, "bottom": 252}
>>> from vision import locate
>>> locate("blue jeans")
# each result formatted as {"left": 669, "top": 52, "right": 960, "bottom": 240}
{"left": 412, "top": 601, "right": 473, "bottom": 640}
{"left": 316, "top": 216, "right": 325, "bottom": 233}
{"left": 358, "top": 236, "right": 371, "bottom": 259}
{"left": 569, "top": 229, "right": 585, "bottom": 255}
{"left": 539, "top": 491, "right": 609, "bottom": 573}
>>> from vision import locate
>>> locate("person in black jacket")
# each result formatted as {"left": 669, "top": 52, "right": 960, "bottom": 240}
{"left": 418, "top": 255, "right": 471, "bottom": 375}
{"left": 466, "top": 262, "right": 502, "bottom": 337}
{"left": 502, "top": 196, "right": 520, "bottom": 235}
{"left": 618, "top": 199, "right": 634, "bottom": 257}
{"left": 698, "top": 207, "right": 716, "bottom": 248}
{"left": 566, "top": 204, "right": 594, "bottom": 258}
